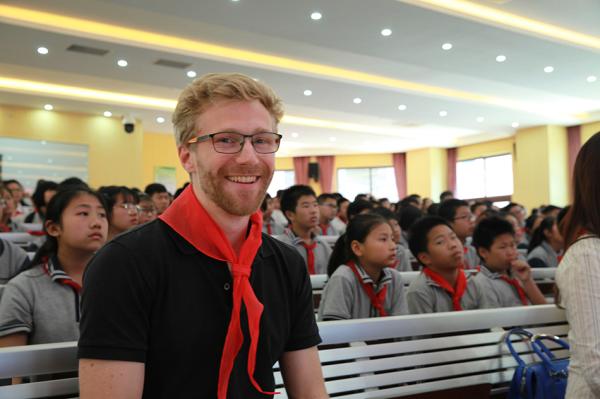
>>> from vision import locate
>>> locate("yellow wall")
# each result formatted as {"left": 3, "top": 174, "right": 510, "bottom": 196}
{"left": 581, "top": 121, "right": 600, "bottom": 143}
{"left": 142, "top": 132, "right": 188, "bottom": 188}
{"left": 406, "top": 148, "right": 447, "bottom": 199}
{"left": 0, "top": 105, "right": 143, "bottom": 188}
{"left": 457, "top": 138, "right": 514, "bottom": 161}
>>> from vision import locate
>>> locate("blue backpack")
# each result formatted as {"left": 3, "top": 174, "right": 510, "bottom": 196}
{"left": 505, "top": 328, "right": 570, "bottom": 399}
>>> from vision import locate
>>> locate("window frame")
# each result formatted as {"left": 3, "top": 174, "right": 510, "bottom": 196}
{"left": 456, "top": 153, "right": 513, "bottom": 202}
{"left": 336, "top": 166, "right": 398, "bottom": 201}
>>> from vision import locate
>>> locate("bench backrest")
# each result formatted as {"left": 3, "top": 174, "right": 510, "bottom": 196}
{"left": 0, "top": 305, "right": 566, "bottom": 399}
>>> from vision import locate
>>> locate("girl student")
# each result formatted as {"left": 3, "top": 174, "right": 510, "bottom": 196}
{"left": 318, "top": 213, "right": 408, "bottom": 321}
{"left": 0, "top": 186, "right": 108, "bottom": 349}
{"left": 98, "top": 186, "right": 139, "bottom": 241}
{"left": 527, "top": 216, "right": 564, "bottom": 268}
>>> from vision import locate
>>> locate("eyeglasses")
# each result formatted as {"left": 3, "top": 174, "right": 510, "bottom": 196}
{"left": 187, "top": 131, "right": 282, "bottom": 154}
{"left": 137, "top": 206, "right": 157, "bottom": 215}
{"left": 116, "top": 203, "right": 139, "bottom": 214}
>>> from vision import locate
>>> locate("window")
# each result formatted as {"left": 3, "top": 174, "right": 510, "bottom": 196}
{"left": 337, "top": 167, "right": 398, "bottom": 202}
{"left": 456, "top": 154, "right": 513, "bottom": 200}
{"left": 267, "top": 170, "right": 295, "bottom": 196}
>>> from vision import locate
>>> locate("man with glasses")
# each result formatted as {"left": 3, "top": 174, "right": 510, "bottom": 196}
{"left": 78, "top": 73, "right": 327, "bottom": 399}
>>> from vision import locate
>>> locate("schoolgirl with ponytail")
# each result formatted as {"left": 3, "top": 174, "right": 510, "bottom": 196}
{"left": 0, "top": 186, "right": 108, "bottom": 350}
{"left": 318, "top": 213, "right": 408, "bottom": 321}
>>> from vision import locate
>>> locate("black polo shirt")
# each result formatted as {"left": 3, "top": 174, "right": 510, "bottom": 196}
{"left": 78, "top": 219, "right": 320, "bottom": 398}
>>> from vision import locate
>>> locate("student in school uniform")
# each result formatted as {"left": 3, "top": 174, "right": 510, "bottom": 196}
{"left": 470, "top": 217, "right": 547, "bottom": 309}
{"left": 144, "top": 183, "right": 171, "bottom": 216}
{"left": 372, "top": 207, "right": 412, "bottom": 271}
{"left": 136, "top": 194, "right": 158, "bottom": 225}
{"left": 0, "top": 238, "right": 30, "bottom": 285}
{"left": 0, "top": 187, "right": 108, "bottom": 349}
{"left": 318, "top": 213, "right": 408, "bottom": 321}
{"left": 3, "top": 179, "right": 33, "bottom": 223}
{"left": 0, "top": 185, "right": 24, "bottom": 232}
{"left": 260, "top": 194, "right": 285, "bottom": 235}
{"left": 438, "top": 199, "right": 480, "bottom": 269}
{"left": 316, "top": 193, "right": 340, "bottom": 236}
{"left": 270, "top": 189, "right": 289, "bottom": 228}
{"left": 24, "top": 180, "right": 58, "bottom": 224}
{"left": 527, "top": 216, "right": 564, "bottom": 268}
{"left": 406, "top": 216, "right": 479, "bottom": 314}
{"left": 277, "top": 185, "right": 332, "bottom": 274}
{"left": 330, "top": 197, "right": 349, "bottom": 234}
{"left": 98, "top": 186, "right": 139, "bottom": 241}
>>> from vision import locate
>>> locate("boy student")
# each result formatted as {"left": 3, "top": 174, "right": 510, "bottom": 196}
{"left": 406, "top": 216, "right": 478, "bottom": 314}
{"left": 438, "top": 199, "right": 480, "bottom": 269}
{"left": 331, "top": 196, "right": 349, "bottom": 234}
{"left": 471, "top": 217, "right": 546, "bottom": 308}
{"left": 317, "top": 193, "right": 339, "bottom": 236}
{"left": 260, "top": 194, "right": 285, "bottom": 235}
{"left": 278, "top": 185, "right": 332, "bottom": 275}
{"left": 144, "top": 183, "right": 171, "bottom": 215}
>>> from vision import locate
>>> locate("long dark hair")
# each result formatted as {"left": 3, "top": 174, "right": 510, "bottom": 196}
{"left": 562, "top": 131, "right": 600, "bottom": 248}
{"left": 98, "top": 186, "right": 137, "bottom": 221}
{"left": 527, "top": 216, "right": 556, "bottom": 254}
{"left": 327, "top": 213, "right": 388, "bottom": 276}
{"left": 30, "top": 187, "right": 108, "bottom": 267}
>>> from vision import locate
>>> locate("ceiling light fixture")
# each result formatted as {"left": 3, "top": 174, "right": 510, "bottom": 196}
{"left": 439, "top": 110, "right": 448, "bottom": 117}
{"left": 303, "top": 89, "right": 312, "bottom": 96}
{"left": 310, "top": 12, "right": 322, "bottom": 20}
{"left": 103, "top": 111, "right": 112, "bottom": 117}
{"left": 117, "top": 59, "right": 128, "bottom": 67}
{"left": 43, "top": 104, "right": 53, "bottom": 111}
{"left": 476, "top": 116, "right": 484, "bottom": 122}
{"left": 442, "top": 43, "right": 453, "bottom": 50}
{"left": 36, "top": 46, "right": 48, "bottom": 55}
{"left": 156, "top": 116, "right": 166, "bottom": 123}
{"left": 329, "top": 137, "right": 337, "bottom": 142}
{"left": 353, "top": 97, "right": 362, "bottom": 104}
{"left": 398, "top": 104, "right": 407, "bottom": 111}
{"left": 186, "top": 70, "right": 197, "bottom": 78}
{"left": 586, "top": 75, "right": 597, "bottom": 83}
{"left": 381, "top": 28, "right": 392, "bottom": 37}
{"left": 544, "top": 66, "right": 554, "bottom": 73}
{"left": 496, "top": 55, "right": 507, "bottom": 63}
{"left": 511, "top": 122, "right": 520, "bottom": 128}
{"left": 291, "top": 132, "right": 299, "bottom": 138}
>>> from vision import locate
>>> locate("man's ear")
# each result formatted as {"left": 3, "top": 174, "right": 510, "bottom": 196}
{"left": 45, "top": 220, "right": 61, "bottom": 238}
{"left": 417, "top": 251, "right": 431, "bottom": 267}
{"left": 178, "top": 145, "right": 196, "bottom": 174}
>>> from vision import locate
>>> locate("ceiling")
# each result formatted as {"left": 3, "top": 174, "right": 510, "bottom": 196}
{"left": 0, "top": 0, "right": 598, "bottom": 157}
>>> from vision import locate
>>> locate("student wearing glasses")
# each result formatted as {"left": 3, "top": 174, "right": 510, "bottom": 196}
{"left": 98, "top": 186, "right": 139, "bottom": 241}
{"left": 317, "top": 193, "right": 340, "bottom": 236}
{"left": 78, "top": 73, "right": 327, "bottom": 399}
{"left": 135, "top": 194, "right": 158, "bottom": 225}
{"left": 438, "top": 199, "right": 480, "bottom": 269}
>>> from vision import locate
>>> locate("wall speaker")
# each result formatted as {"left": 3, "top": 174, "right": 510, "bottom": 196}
{"left": 308, "top": 162, "right": 320, "bottom": 182}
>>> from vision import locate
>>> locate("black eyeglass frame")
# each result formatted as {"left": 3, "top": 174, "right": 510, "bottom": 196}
{"left": 186, "top": 131, "right": 282, "bottom": 154}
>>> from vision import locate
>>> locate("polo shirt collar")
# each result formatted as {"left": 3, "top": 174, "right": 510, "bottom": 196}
{"left": 352, "top": 261, "right": 392, "bottom": 291}
{"left": 45, "top": 255, "right": 82, "bottom": 292}
{"left": 479, "top": 264, "right": 514, "bottom": 279}
{"left": 285, "top": 227, "right": 316, "bottom": 245}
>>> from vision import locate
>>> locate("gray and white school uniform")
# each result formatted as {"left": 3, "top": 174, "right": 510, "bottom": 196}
{"left": 274, "top": 229, "right": 332, "bottom": 275}
{"left": 0, "top": 238, "right": 30, "bottom": 284}
{"left": 0, "top": 259, "right": 81, "bottom": 344}
{"left": 271, "top": 209, "right": 288, "bottom": 227}
{"left": 316, "top": 223, "right": 338, "bottom": 236}
{"left": 406, "top": 271, "right": 478, "bottom": 314}
{"left": 318, "top": 263, "right": 407, "bottom": 320}
{"left": 463, "top": 244, "right": 481, "bottom": 270}
{"left": 395, "top": 244, "right": 413, "bottom": 272}
{"left": 527, "top": 241, "right": 560, "bottom": 268}
{"left": 330, "top": 217, "right": 347, "bottom": 235}
{"left": 470, "top": 265, "right": 529, "bottom": 309}
{"left": 262, "top": 216, "right": 285, "bottom": 235}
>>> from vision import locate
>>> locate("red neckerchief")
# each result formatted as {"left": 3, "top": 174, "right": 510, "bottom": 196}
{"left": 422, "top": 268, "right": 467, "bottom": 311}
{"left": 299, "top": 241, "right": 317, "bottom": 274}
{"left": 42, "top": 256, "right": 82, "bottom": 293}
{"left": 159, "top": 185, "right": 275, "bottom": 399}
{"left": 499, "top": 275, "right": 528, "bottom": 305}
{"left": 265, "top": 222, "right": 272, "bottom": 235}
{"left": 347, "top": 260, "right": 388, "bottom": 317}
{"left": 319, "top": 223, "right": 329, "bottom": 235}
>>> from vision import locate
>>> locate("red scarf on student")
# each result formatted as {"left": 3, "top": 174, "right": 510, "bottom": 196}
{"left": 299, "top": 241, "right": 317, "bottom": 274}
{"left": 159, "top": 186, "right": 275, "bottom": 399}
{"left": 499, "top": 275, "right": 528, "bottom": 306}
{"left": 347, "top": 260, "right": 388, "bottom": 317}
{"left": 422, "top": 268, "right": 467, "bottom": 311}
{"left": 319, "top": 223, "right": 329, "bottom": 235}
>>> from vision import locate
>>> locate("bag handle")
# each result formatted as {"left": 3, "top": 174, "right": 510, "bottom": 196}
{"left": 504, "top": 328, "right": 533, "bottom": 367}
{"left": 531, "top": 334, "right": 570, "bottom": 376}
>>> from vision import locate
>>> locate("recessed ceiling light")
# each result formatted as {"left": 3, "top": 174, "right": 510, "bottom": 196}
{"left": 156, "top": 116, "right": 166, "bottom": 123}
{"left": 303, "top": 89, "right": 312, "bottom": 96}
{"left": 231, "top": 0, "right": 240, "bottom": 2}
{"left": 476, "top": 116, "right": 484, "bottom": 122}
{"left": 512, "top": 122, "right": 520, "bottom": 128}
{"left": 586, "top": 75, "right": 597, "bottom": 83}
{"left": 37, "top": 47, "right": 49, "bottom": 55}
{"left": 117, "top": 59, "right": 128, "bottom": 67}
{"left": 291, "top": 132, "right": 299, "bottom": 138}
{"left": 496, "top": 55, "right": 507, "bottom": 63}
{"left": 397, "top": 104, "right": 407, "bottom": 111}
{"left": 329, "top": 137, "right": 337, "bottom": 142}
{"left": 103, "top": 111, "right": 112, "bottom": 117}
{"left": 442, "top": 43, "right": 453, "bottom": 51}
{"left": 186, "top": 70, "right": 197, "bottom": 78}
{"left": 544, "top": 66, "right": 554, "bottom": 73}
{"left": 439, "top": 110, "right": 448, "bottom": 117}
{"left": 380, "top": 28, "right": 392, "bottom": 37}
{"left": 310, "top": 12, "right": 322, "bottom": 20}
{"left": 353, "top": 97, "right": 362, "bottom": 104}
{"left": 44, "top": 104, "right": 53, "bottom": 111}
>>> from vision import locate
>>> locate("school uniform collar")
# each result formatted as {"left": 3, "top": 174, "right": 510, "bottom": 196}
{"left": 479, "top": 264, "right": 514, "bottom": 279}
{"left": 350, "top": 261, "right": 392, "bottom": 291}
{"left": 423, "top": 268, "right": 468, "bottom": 287}
{"left": 44, "top": 255, "right": 82, "bottom": 292}
{"left": 285, "top": 227, "right": 317, "bottom": 246}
